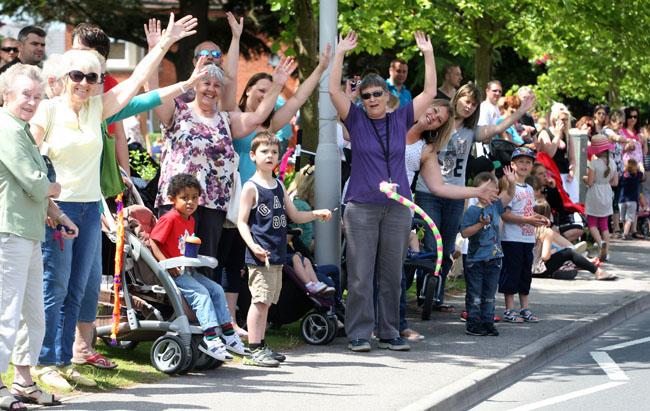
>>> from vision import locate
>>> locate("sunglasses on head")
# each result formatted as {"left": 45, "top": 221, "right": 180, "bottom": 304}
{"left": 360, "top": 90, "right": 384, "bottom": 100}
{"left": 196, "top": 49, "right": 222, "bottom": 59}
{"left": 1, "top": 47, "right": 18, "bottom": 53}
{"left": 67, "top": 70, "right": 99, "bottom": 84}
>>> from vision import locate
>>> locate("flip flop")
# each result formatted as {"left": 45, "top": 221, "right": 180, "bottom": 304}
{"left": 71, "top": 352, "right": 118, "bottom": 369}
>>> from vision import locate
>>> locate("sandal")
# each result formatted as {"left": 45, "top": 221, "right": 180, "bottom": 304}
{"left": 10, "top": 382, "right": 60, "bottom": 407}
{"left": 503, "top": 310, "right": 524, "bottom": 323}
{"left": 0, "top": 386, "right": 26, "bottom": 411}
{"left": 520, "top": 308, "right": 540, "bottom": 323}
{"left": 72, "top": 352, "right": 117, "bottom": 369}
{"left": 433, "top": 304, "right": 456, "bottom": 313}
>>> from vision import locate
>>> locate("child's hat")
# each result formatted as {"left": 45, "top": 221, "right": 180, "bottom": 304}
{"left": 510, "top": 147, "right": 536, "bottom": 161}
{"left": 588, "top": 134, "right": 614, "bottom": 158}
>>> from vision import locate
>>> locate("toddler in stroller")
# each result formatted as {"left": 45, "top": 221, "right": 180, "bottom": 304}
{"left": 149, "top": 175, "right": 248, "bottom": 361}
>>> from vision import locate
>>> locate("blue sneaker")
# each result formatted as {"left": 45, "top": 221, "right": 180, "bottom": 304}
{"left": 347, "top": 339, "right": 371, "bottom": 352}
{"left": 377, "top": 337, "right": 410, "bottom": 351}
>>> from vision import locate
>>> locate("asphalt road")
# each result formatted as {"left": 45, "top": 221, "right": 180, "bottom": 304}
{"left": 474, "top": 307, "right": 650, "bottom": 411}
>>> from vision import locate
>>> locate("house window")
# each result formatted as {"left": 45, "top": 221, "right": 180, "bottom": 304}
{"left": 106, "top": 39, "right": 143, "bottom": 71}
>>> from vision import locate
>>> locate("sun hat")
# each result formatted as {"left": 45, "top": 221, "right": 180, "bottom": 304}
{"left": 588, "top": 134, "right": 614, "bottom": 158}
{"left": 510, "top": 147, "right": 536, "bottom": 161}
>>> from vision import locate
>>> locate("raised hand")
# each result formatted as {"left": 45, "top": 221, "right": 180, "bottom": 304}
{"left": 317, "top": 43, "right": 332, "bottom": 72}
{"left": 185, "top": 55, "right": 210, "bottom": 86}
{"left": 226, "top": 11, "right": 244, "bottom": 38}
{"left": 272, "top": 56, "right": 297, "bottom": 87}
{"left": 503, "top": 165, "right": 516, "bottom": 185}
{"left": 520, "top": 92, "right": 536, "bottom": 113}
{"left": 161, "top": 12, "right": 198, "bottom": 45}
{"left": 476, "top": 180, "right": 499, "bottom": 204}
{"left": 337, "top": 31, "right": 358, "bottom": 53}
{"left": 414, "top": 31, "right": 433, "bottom": 53}
{"left": 144, "top": 18, "right": 162, "bottom": 50}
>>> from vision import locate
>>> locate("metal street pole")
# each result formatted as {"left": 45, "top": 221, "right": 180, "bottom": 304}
{"left": 314, "top": 0, "right": 340, "bottom": 267}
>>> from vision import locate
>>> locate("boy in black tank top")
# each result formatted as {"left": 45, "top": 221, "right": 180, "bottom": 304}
{"left": 237, "top": 131, "right": 331, "bottom": 367}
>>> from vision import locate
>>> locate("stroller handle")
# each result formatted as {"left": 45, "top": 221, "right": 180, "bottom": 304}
{"left": 158, "top": 255, "right": 218, "bottom": 270}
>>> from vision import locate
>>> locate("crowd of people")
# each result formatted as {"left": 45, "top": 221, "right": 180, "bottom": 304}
{"left": 0, "top": 11, "right": 642, "bottom": 410}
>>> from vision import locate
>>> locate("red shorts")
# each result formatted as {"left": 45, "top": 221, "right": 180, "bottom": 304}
{"left": 586, "top": 215, "right": 609, "bottom": 232}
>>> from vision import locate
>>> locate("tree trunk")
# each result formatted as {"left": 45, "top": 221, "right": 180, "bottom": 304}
{"left": 292, "top": 0, "right": 319, "bottom": 154}
{"left": 607, "top": 66, "right": 623, "bottom": 109}
{"left": 173, "top": 0, "right": 211, "bottom": 81}
{"left": 474, "top": 31, "right": 493, "bottom": 91}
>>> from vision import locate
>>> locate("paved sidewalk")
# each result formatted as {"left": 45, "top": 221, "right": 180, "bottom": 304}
{"left": 65, "top": 239, "right": 650, "bottom": 411}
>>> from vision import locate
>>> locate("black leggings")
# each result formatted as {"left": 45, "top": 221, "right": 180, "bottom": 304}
{"left": 542, "top": 248, "right": 597, "bottom": 276}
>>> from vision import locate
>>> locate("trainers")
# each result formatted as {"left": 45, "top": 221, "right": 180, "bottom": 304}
{"left": 305, "top": 281, "right": 327, "bottom": 295}
{"left": 572, "top": 241, "right": 588, "bottom": 254}
{"left": 243, "top": 347, "right": 280, "bottom": 367}
{"left": 318, "top": 283, "right": 336, "bottom": 297}
{"left": 32, "top": 366, "right": 72, "bottom": 391}
{"left": 199, "top": 337, "right": 233, "bottom": 362}
{"left": 465, "top": 323, "right": 488, "bottom": 336}
{"left": 263, "top": 346, "right": 286, "bottom": 362}
{"left": 348, "top": 338, "right": 371, "bottom": 352}
{"left": 221, "top": 333, "right": 250, "bottom": 356}
{"left": 482, "top": 323, "right": 499, "bottom": 336}
{"left": 377, "top": 337, "right": 410, "bottom": 351}
{"left": 61, "top": 365, "right": 97, "bottom": 387}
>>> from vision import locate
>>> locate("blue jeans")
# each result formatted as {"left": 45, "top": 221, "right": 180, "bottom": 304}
{"left": 414, "top": 191, "right": 465, "bottom": 304}
{"left": 77, "top": 238, "right": 102, "bottom": 323}
{"left": 174, "top": 270, "right": 231, "bottom": 331}
{"left": 465, "top": 258, "right": 502, "bottom": 324}
{"left": 40, "top": 201, "right": 101, "bottom": 366}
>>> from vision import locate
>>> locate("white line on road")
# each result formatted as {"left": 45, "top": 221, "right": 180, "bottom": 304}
{"left": 590, "top": 351, "right": 630, "bottom": 381}
{"left": 597, "top": 336, "right": 650, "bottom": 352}
{"left": 506, "top": 381, "right": 627, "bottom": 411}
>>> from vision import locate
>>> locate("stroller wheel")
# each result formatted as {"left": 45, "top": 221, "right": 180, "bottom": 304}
{"left": 150, "top": 334, "right": 190, "bottom": 374}
{"left": 421, "top": 274, "right": 440, "bottom": 321}
{"left": 301, "top": 312, "right": 332, "bottom": 345}
{"left": 191, "top": 336, "right": 223, "bottom": 371}
{"left": 324, "top": 316, "right": 338, "bottom": 344}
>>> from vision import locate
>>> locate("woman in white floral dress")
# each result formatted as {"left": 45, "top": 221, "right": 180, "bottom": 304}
{"left": 153, "top": 58, "right": 294, "bottom": 267}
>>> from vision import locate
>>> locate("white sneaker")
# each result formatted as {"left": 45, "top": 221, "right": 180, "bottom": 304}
{"left": 221, "top": 333, "right": 250, "bottom": 356}
{"left": 317, "top": 283, "right": 336, "bottom": 297}
{"left": 305, "top": 281, "right": 327, "bottom": 295}
{"left": 199, "top": 337, "right": 233, "bottom": 362}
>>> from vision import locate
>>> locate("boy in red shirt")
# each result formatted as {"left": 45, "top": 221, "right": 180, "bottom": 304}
{"left": 150, "top": 174, "right": 247, "bottom": 361}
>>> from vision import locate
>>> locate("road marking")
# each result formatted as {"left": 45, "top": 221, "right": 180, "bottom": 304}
{"left": 507, "top": 381, "right": 627, "bottom": 411}
{"left": 590, "top": 351, "right": 629, "bottom": 381}
{"left": 597, "top": 336, "right": 650, "bottom": 352}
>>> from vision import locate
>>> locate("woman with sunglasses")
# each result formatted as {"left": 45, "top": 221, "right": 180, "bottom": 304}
{"left": 621, "top": 107, "right": 644, "bottom": 169}
{"left": 328, "top": 31, "right": 438, "bottom": 352}
{"left": 27, "top": 13, "right": 197, "bottom": 390}
{"left": 537, "top": 103, "right": 578, "bottom": 203}
{"left": 593, "top": 105, "right": 609, "bottom": 134}
{"left": 413, "top": 83, "right": 535, "bottom": 314}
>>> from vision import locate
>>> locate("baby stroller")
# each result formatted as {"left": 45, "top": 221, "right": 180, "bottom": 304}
{"left": 404, "top": 218, "right": 443, "bottom": 321}
{"left": 95, "top": 186, "right": 223, "bottom": 375}
{"left": 237, "top": 263, "right": 341, "bottom": 345}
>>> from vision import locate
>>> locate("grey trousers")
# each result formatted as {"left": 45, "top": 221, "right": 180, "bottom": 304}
{"left": 344, "top": 202, "right": 411, "bottom": 341}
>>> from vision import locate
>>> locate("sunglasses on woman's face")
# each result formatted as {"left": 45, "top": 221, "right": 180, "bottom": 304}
{"left": 360, "top": 90, "right": 384, "bottom": 100}
{"left": 196, "top": 49, "right": 222, "bottom": 59}
{"left": 1, "top": 47, "right": 18, "bottom": 53}
{"left": 67, "top": 70, "right": 99, "bottom": 84}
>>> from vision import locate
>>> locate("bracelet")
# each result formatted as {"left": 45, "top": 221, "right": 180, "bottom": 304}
{"left": 56, "top": 213, "right": 67, "bottom": 223}
{"left": 180, "top": 83, "right": 188, "bottom": 94}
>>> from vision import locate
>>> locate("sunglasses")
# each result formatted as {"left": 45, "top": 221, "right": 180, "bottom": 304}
{"left": 67, "top": 70, "right": 99, "bottom": 84}
{"left": 1, "top": 47, "right": 18, "bottom": 53}
{"left": 196, "top": 49, "right": 222, "bottom": 59}
{"left": 360, "top": 90, "right": 384, "bottom": 100}
{"left": 629, "top": 115, "right": 638, "bottom": 119}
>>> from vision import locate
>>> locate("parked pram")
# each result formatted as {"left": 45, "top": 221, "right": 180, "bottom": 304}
{"left": 237, "top": 262, "right": 342, "bottom": 345}
{"left": 95, "top": 186, "right": 223, "bottom": 375}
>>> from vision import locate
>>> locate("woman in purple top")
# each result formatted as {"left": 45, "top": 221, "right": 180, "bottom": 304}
{"left": 329, "top": 31, "right": 437, "bottom": 352}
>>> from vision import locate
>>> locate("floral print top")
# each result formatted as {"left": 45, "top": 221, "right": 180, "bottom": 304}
{"left": 155, "top": 99, "right": 236, "bottom": 211}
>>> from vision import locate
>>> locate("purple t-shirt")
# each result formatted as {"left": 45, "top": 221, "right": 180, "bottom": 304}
{"left": 344, "top": 101, "right": 414, "bottom": 205}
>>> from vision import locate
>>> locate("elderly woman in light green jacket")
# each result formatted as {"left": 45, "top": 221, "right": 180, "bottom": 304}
{"left": 0, "top": 63, "right": 79, "bottom": 409}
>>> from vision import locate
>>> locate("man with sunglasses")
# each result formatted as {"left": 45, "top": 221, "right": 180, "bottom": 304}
{"left": 0, "top": 37, "right": 20, "bottom": 69}
{"left": 0, "top": 25, "right": 47, "bottom": 75}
